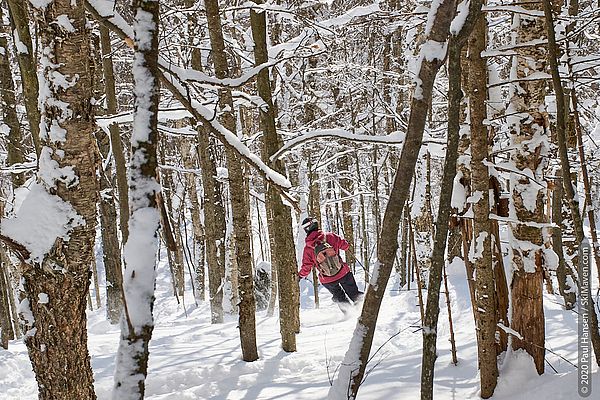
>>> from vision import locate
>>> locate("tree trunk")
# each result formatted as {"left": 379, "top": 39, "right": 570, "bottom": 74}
{"left": 183, "top": 0, "right": 227, "bottom": 324}
{"left": 199, "top": 136, "right": 226, "bottom": 324}
{"left": 551, "top": 174, "right": 577, "bottom": 309}
{"left": 508, "top": 0, "right": 548, "bottom": 375}
{"left": 412, "top": 152, "right": 433, "bottom": 289}
{"left": 159, "top": 146, "right": 185, "bottom": 297}
{"left": 329, "top": 1, "right": 458, "bottom": 397}
{"left": 0, "top": 5, "right": 25, "bottom": 187}
{"left": 251, "top": 0, "right": 298, "bottom": 351}
{"left": 468, "top": 12, "right": 498, "bottom": 398}
{"left": 112, "top": 0, "right": 161, "bottom": 397}
{"left": 17, "top": 1, "right": 98, "bottom": 398}
{"left": 420, "top": 5, "right": 482, "bottom": 395}
{"left": 0, "top": 246, "right": 15, "bottom": 348}
{"left": 6, "top": 0, "right": 40, "bottom": 157}
{"left": 307, "top": 157, "right": 321, "bottom": 308}
{"left": 182, "top": 142, "right": 205, "bottom": 301}
{"left": 543, "top": 0, "right": 600, "bottom": 364}
{"left": 99, "top": 25, "right": 130, "bottom": 243}
{"left": 338, "top": 155, "right": 355, "bottom": 272}
{"left": 94, "top": 33, "right": 124, "bottom": 323}
{"left": 205, "top": 0, "right": 258, "bottom": 361}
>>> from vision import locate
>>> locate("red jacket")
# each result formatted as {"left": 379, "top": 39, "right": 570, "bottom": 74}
{"left": 299, "top": 230, "right": 350, "bottom": 284}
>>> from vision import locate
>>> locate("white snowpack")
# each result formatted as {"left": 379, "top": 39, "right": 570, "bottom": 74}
{"left": 321, "top": 3, "right": 381, "bottom": 28}
{"left": 469, "top": 232, "right": 488, "bottom": 262}
{"left": 328, "top": 322, "right": 368, "bottom": 399}
{"left": 542, "top": 247, "right": 559, "bottom": 271}
{"left": 87, "top": 0, "right": 134, "bottom": 38}
{"left": 216, "top": 167, "right": 229, "bottom": 181}
{"left": 121, "top": 206, "right": 160, "bottom": 330}
{"left": 1, "top": 247, "right": 598, "bottom": 399}
{"left": 256, "top": 261, "right": 272, "bottom": 273}
{"left": 424, "top": 0, "right": 442, "bottom": 36}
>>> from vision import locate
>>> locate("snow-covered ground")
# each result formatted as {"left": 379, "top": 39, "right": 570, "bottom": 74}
{"left": 1, "top": 255, "right": 598, "bottom": 399}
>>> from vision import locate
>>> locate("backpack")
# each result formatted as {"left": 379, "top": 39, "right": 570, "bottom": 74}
{"left": 314, "top": 235, "right": 342, "bottom": 277}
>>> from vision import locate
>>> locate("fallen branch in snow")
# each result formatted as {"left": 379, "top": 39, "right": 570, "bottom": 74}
{"left": 498, "top": 323, "right": 578, "bottom": 369}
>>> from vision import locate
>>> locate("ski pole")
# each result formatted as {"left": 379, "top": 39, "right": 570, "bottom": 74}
{"left": 345, "top": 245, "right": 371, "bottom": 279}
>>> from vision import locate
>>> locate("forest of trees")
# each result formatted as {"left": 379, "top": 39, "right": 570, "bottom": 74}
{"left": 0, "top": 0, "right": 599, "bottom": 399}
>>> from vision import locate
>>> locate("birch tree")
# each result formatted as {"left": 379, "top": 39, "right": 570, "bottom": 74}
{"left": 112, "top": 0, "right": 161, "bottom": 397}
{"left": 1, "top": 0, "right": 98, "bottom": 398}
{"left": 507, "top": 0, "right": 548, "bottom": 374}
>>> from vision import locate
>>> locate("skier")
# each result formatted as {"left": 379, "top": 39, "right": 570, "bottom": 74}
{"left": 298, "top": 216, "right": 362, "bottom": 311}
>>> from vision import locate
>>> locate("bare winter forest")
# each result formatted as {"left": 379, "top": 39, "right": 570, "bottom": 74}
{"left": 0, "top": 0, "right": 599, "bottom": 399}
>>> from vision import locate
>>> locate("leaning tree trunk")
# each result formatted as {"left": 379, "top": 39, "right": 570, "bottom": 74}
{"left": 508, "top": 0, "right": 548, "bottom": 375}
{"left": 420, "top": 4, "right": 482, "bottom": 399}
{"left": 7, "top": 1, "right": 98, "bottom": 398}
{"left": 251, "top": 0, "right": 298, "bottom": 351}
{"left": 329, "top": 0, "right": 458, "bottom": 398}
{"left": 543, "top": 0, "right": 600, "bottom": 363}
{"left": 112, "top": 0, "right": 161, "bottom": 398}
{"left": 6, "top": 0, "right": 41, "bottom": 157}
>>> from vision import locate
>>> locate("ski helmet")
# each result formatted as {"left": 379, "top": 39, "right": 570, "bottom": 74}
{"left": 302, "top": 217, "right": 318, "bottom": 234}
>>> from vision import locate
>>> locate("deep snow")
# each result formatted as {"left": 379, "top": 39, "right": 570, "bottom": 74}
{"left": 0, "top": 250, "right": 598, "bottom": 399}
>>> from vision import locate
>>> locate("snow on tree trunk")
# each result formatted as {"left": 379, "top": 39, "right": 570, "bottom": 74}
{"left": 112, "top": 0, "right": 161, "bottom": 398}
{"left": 0, "top": 4, "right": 25, "bottom": 188}
{"left": 468, "top": 10, "right": 499, "bottom": 398}
{"left": 0, "top": 0, "right": 98, "bottom": 398}
{"left": 251, "top": 0, "right": 299, "bottom": 352}
{"left": 507, "top": 0, "right": 548, "bottom": 375}
{"left": 329, "top": 0, "right": 458, "bottom": 397}
{"left": 6, "top": 0, "right": 41, "bottom": 157}
{"left": 420, "top": 3, "right": 482, "bottom": 398}
{"left": 205, "top": 0, "right": 258, "bottom": 361}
